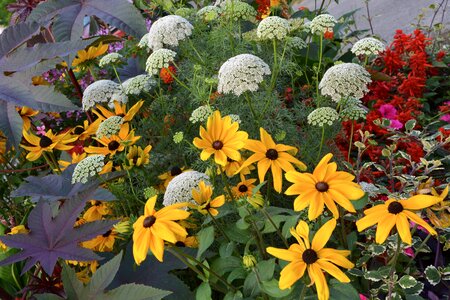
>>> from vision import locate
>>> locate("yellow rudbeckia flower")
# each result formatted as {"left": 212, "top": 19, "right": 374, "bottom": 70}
{"left": 193, "top": 110, "right": 248, "bottom": 167}
{"left": 239, "top": 127, "right": 306, "bottom": 193}
{"left": 72, "top": 43, "right": 109, "bottom": 67}
{"left": 191, "top": 181, "right": 225, "bottom": 216}
{"left": 356, "top": 194, "right": 443, "bottom": 244}
{"left": 285, "top": 153, "right": 365, "bottom": 220}
{"left": 267, "top": 219, "right": 354, "bottom": 300}
{"left": 21, "top": 129, "right": 77, "bottom": 161}
{"left": 132, "top": 196, "right": 190, "bottom": 264}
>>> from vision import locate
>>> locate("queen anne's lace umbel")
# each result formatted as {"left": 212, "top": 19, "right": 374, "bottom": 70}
{"left": 82, "top": 80, "right": 121, "bottom": 111}
{"left": 147, "top": 15, "right": 193, "bottom": 51}
{"left": 218, "top": 54, "right": 271, "bottom": 96}
{"left": 72, "top": 155, "right": 105, "bottom": 184}
{"left": 351, "top": 37, "right": 385, "bottom": 56}
{"left": 96, "top": 116, "right": 124, "bottom": 138}
{"left": 340, "top": 98, "right": 368, "bottom": 121}
{"left": 221, "top": 0, "right": 257, "bottom": 21}
{"left": 310, "top": 14, "right": 337, "bottom": 35}
{"left": 307, "top": 107, "right": 339, "bottom": 127}
{"left": 163, "top": 171, "right": 211, "bottom": 206}
{"left": 145, "top": 49, "right": 177, "bottom": 75}
{"left": 99, "top": 53, "right": 123, "bottom": 67}
{"left": 319, "top": 63, "right": 372, "bottom": 102}
{"left": 122, "top": 74, "right": 156, "bottom": 95}
{"left": 257, "top": 16, "right": 290, "bottom": 40}
{"left": 197, "top": 5, "right": 221, "bottom": 21}
{"left": 138, "top": 33, "right": 150, "bottom": 49}
{"left": 190, "top": 105, "right": 214, "bottom": 124}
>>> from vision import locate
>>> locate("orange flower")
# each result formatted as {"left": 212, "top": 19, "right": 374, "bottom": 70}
{"left": 160, "top": 65, "right": 176, "bottom": 84}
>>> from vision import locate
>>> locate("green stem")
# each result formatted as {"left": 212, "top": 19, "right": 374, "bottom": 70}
{"left": 88, "top": 65, "right": 97, "bottom": 81}
{"left": 261, "top": 207, "right": 289, "bottom": 248}
{"left": 317, "top": 126, "right": 325, "bottom": 161}
{"left": 253, "top": 267, "right": 269, "bottom": 300}
{"left": 245, "top": 93, "right": 260, "bottom": 126}
{"left": 315, "top": 35, "right": 324, "bottom": 105}
{"left": 270, "top": 39, "right": 278, "bottom": 90}
{"left": 189, "top": 39, "right": 205, "bottom": 64}
{"left": 48, "top": 151, "right": 61, "bottom": 174}
{"left": 299, "top": 283, "right": 307, "bottom": 300}
{"left": 387, "top": 234, "right": 402, "bottom": 300}
{"left": 347, "top": 121, "right": 354, "bottom": 162}
{"left": 167, "top": 63, "right": 193, "bottom": 94}
{"left": 112, "top": 65, "right": 122, "bottom": 85}
{"left": 245, "top": 207, "right": 268, "bottom": 259}
{"left": 404, "top": 233, "right": 431, "bottom": 270}
{"left": 339, "top": 207, "right": 348, "bottom": 249}
{"left": 207, "top": 210, "right": 231, "bottom": 243}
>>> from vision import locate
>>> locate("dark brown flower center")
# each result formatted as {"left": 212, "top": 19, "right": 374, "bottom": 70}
{"left": 102, "top": 230, "right": 112, "bottom": 237}
{"left": 170, "top": 166, "right": 182, "bottom": 176}
{"left": 302, "top": 249, "right": 318, "bottom": 264}
{"left": 4, "top": 228, "right": 11, "bottom": 234}
{"left": 227, "top": 157, "right": 235, "bottom": 162}
{"left": 143, "top": 216, "right": 156, "bottom": 228}
{"left": 94, "top": 201, "right": 102, "bottom": 206}
{"left": 238, "top": 185, "right": 248, "bottom": 192}
{"left": 39, "top": 136, "right": 53, "bottom": 148}
{"left": 266, "top": 149, "right": 278, "bottom": 160}
{"left": 108, "top": 140, "right": 120, "bottom": 151}
{"left": 387, "top": 201, "right": 404, "bottom": 214}
{"left": 175, "top": 241, "right": 186, "bottom": 247}
{"left": 212, "top": 140, "right": 223, "bottom": 150}
{"left": 74, "top": 127, "right": 84, "bottom": 135}
{"left": 315, "top": 182, "right": 329, "bottom": 192}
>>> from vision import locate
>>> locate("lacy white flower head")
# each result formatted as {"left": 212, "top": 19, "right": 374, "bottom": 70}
{"left": 218, "top": 54, "right": 271, "bottom": 96}
{"left": 302, "top": 21, "right": 312, "bottom": 34}
{"left": 307, "top": 107, "right": 339, "bottom": 127}
{"left": 190, "top": 105, "right": 214, "bottom": 124}
{"left": 221, "top": 0, "right": 257, "bottom": 22}
{"left": 351, "top": 37, "right": 385, "bottom": 56}
{"left": 72, "top": 155, "right": 105, "bottom": 184}
{"left": 99, "top": 53, "right": 123, "bottom": 67}
{"left": 82, "top": 80, "right": 121, "bottom": 111}
{"left": 228, "top": 114, "right": 241, "bottom": 124}
{"left": 108, "top": 90, "right": 128, "bottom": 109}
{"left": 138, "top": 33, "right": 150, "bottom": 49}
{"left": 96, "top": 116, "right": 123, "bottom": 139}
{"left": 122, "top": 74, "right": 156, "bottom": 95}
{"left": 145, "top": 48, "right": 177, "bottom": 75}
{"left": 197, "top": 5, "right": 221, "bottom": 21}
{"left": 147, "top": 15, "right": 193, "bottom": 51}
{"left": 257, "top": 16, "right": 290, "bottom": 41}
{"left": 340, "top": 98, "right": 368, "bottom": 121}
{"left": 310, "top": 14, "right": 336, "bottom": 35}
{"left": 288, "top": 18, "right": 304, "bottom": 32}
{"left": 163, "top": 171, "right": 211, "bottom": 206}
{"left": 319, "top": 63, "right": 371, "bottom": 102}
{"left": 287, "top": 36, "right": 307, "bottom": 50}
{"left": 173, "top": 131, "right": 184, "bottom": 144}
{"left": 175, "top": 7, "right": 195, "bottom": 18}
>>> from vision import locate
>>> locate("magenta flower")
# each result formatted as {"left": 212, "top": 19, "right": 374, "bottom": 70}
{"left": 36, "top": 125, "right": 46, "bottom": 136}
{"left": 379, "top": 104, "right": 397, "bottom": 119}
{"left": 440, "top": 114, "right": 450, "bottom": 123}
{"left": 390, "top": 119, "right": 403, "bottom": 129}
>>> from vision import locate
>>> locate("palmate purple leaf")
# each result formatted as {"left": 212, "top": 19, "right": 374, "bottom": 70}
{"left": 0, "top": 193, "right": 118, "bottom": 275}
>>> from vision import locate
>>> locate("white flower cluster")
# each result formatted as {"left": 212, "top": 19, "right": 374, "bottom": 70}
{"left": 310, "top": 14, "right": 336, "bottom": 35}
{"left": 340, "top": 98, "right": 367, "bottom": 121}
{"left": 146, "top": 49, "right": 177, "bottom": 75}
{"left": 108, "top": 90, "right": 128, "bottom": 109}
{"left": 307, "top": 107, "right": 339, "bottom": 127}
{"left": 190, "top": 105, "right": 214, "bottom": 123}
{"left": 197, "top": 5, "right": 221, "bottom": 21}
{"left": 319, "top": 63, "right": 372, "bottom": 102}
{"left": 218, "top": 54, "right": 271, "bottom": 96}
{"left": 122, "top": 74, "right": 156, "bottom": 95}
{"left": 163, "top": 171, "right": 211, "bottom": 206}
{"left": 96, "top": 116, "right": 123, "bottom": 138}
{"left": 359, "top": 181, "right": 380, "bottom": 197}
{"left": 72, "top": 155, "right": 105, "bottom": 184}
{"left": 173, "top": 131, "right": 184, "bottom": 144}
{"left": 288, "top": 18, "right": 303, "bottom": 32}
{"left": 287, "top": 36, "right": 307, "bottom": 50}
{"left": 138, "top": 33, "right": 150, "bottom": 49}
{"left": 257, "top": 16, "right": 290, "bottom": 40}
{"left": 175, "top": 7, "right": 195, "bottom": 18}
{"left": 221, "top": 0, "right": 257, "bottom": 21}
{"left": 82, "top": 80, "right": 123, "bottom": 111}
{"left": 228, "top": 114, "right": 241, "bottom": 124}
{"left": 351, "top": 37, "right": 385, "bottom": 56}
{"left": 147, "top": 15, "right": 193, "bottom": 51}
{"left": 99, "top": 53, "right": 123, "bottom": 67}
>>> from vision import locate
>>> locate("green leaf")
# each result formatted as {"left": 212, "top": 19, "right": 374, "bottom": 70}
{"left": 243, "top": 272, "right": 259, "bottom": 297}
{"left": 363, "top": 270, "right": 383, "bottom": 282}
{"left": 196, "top": 226, "right": 214, "bottom": 259}
{"left": 398, "top": 275, "right": 418, "bottom": 289}
{"left": 0, "top": 102, "right": 23, "bottom": 149}
{"left": 105, "top": 283, "right": 171, "bottom": 300}
{"left": 367, "top": 244, "right": 386, "bottom": 256}
{"left": 219, "top": 242, "right": 235, "bottom": 258}
{"left": 223, "top": 290, "right": 244, "bottom": 300}
{"left": 211, "top": 257, "right": 242, "bottom": 276}
{"left": 262, "top": 215, "right": 287, "bottom": 234}
{"left": 61, "top": 262, "right": 83, "bottom": 300}
{"left": 424, "top": 265, "right": 441, "bottom": 286}
{"left": 403, "top": 282, "right": 424, "bottom": 295}
{"left": 195, "top": 282, "right": 212, "bottom": 300}
{"left": 261, "top": 279, "right": 293, "bottom": 298}
{"left": 256, "top": 259, "right": 275, "bottom": 281}
{"left": 88, "top": 252, "right": 123, "bottom": 295}
{"left": 227, "top": 268, "right": 247, "bottom": 283}
{"left": 352, "top": 193, "right": 368, "bottom": 210}
{"left": 405, "top": 119, "right": 416, "bottom": 132}
{"left": 35, "top": 294, "right": 65, "bottom": 300}
{"left": 329, "top": 279, "right": 360, "bottom": 300}
{"left": 29, "top": 0, "right": 147, "bottom": 42}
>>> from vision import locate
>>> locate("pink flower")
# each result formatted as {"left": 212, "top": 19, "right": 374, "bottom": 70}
{"left": 359, "top": 294, "right": 369, "bottom": 300}
{"left": 379, "top": 104, "right": 398, "bottom": 119}
{"left": 440, "top": 114, "right": 450, "bottom": 123}
{"left": 403, "top": 247, "right": 414, "bottom": 257}
{"left": 36, "top": 125, "right": 46, "bottom": 136}
{"left": 389, "top": 119, "right": 403, "bottom": 129}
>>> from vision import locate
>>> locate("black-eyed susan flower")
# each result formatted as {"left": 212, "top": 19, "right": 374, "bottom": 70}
{"left": 219, "top": 157, "right": 254, "bottom": 178}
{"left": 427, "top": 185, "right": 450, "bottom": 228}
{"left": 132, "top": 195, "right": 190, "bottom": 264}
{"left": 82, "top": 227, "right": 118, "bottom": 252}
{"left": 174, "top": 235, "right": 198, "bottom": 248}
{"left": 232, "top": 177, "right": 257, "bottom": 198}
{"left": 72, "top": 43, "right": 109, "bottom": 67}
{"left": 267, "top": 219, "right": 354, "bottom": 299}
{"left": 240, "top": 127, "right": 306, "bottom": 193}
{"left": 158, "top": 166, "right": 187, "bottom": 189}
{"left": 17, "top": 106, "right": 39, "bottom": 131}
{"left": 72, "top": 119, "right": 102, "bottom": 141}
{"left": 356, "top": 194, "right": 443, "bottom": 244}
{"left": 92, "top": 100, "right": 144, "bottom": 122}
{"left": 59, "top": 152, "right": 87, "bottom": 171}
{"left": 0, "top": 225, "right": 29, "bottom": 251}
{"left": 125, "top": 145, "right": 152, "bottom": 169}
{"left": 21, "top": 129, "right": 77, "bottom": 161}
{"left": 84, "top": 123, "right": 140, "bottom": 157}
{"left": 191, "top": 181, "right": 225, "bottom": 216}
{"left": 285, "top": 153, "right": 364, "bottom": 220}
{"left": 193, "top": 110, "right": 248, "bottom": 167}
{"left": 83, "top": 201, "right": 110, "bottom": 222}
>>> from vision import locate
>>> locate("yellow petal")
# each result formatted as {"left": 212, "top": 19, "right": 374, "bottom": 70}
{"left": 308, "top": 264, "right": 329, "bottom": 300}
{"left": 316, "top": 260, "right": 351, "bottom": 282}
{"left": 149, "top": 229, "right": 165, "bottom": 262}
{"left": 401, "top": 195, "right": 442, "bottom": 210}
{"left": 375, "top": 214, "right": 397, "bottom": 244}
{"left": 355, "top": 208, "right": 386, "bottom": 232}
{"left": 144, "top": 196, "right": 157, "bottom": 216}
{"left": 402, "top": 210, "right": 437, "bottom": 236}
{"left": 279, "top": 260, "right": 306, "bottom": 290}
{"left": 267, "top": 247, "right": 300, "bottom": 262}
{"left": 396, "top": 213, "right": 412, "bottom": 245}
{"left": 312, "top": 218, "right": 336, "bottom": 251}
